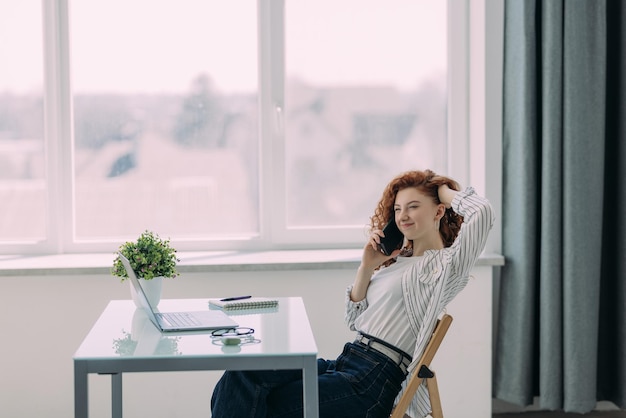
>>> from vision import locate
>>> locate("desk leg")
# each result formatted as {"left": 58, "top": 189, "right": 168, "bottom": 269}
{"left": 112, "top": 373, "right": 122, "bottom": 418}
{"left": 302, "top": 357, "right": 319, "bottom": 418}
{"left": 74, "top": 361, "right": 88, "bottom": 418}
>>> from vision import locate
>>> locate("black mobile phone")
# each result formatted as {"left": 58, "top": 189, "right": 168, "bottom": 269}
{"left": 379, "top": 219, "right": 404, "bottom": 256}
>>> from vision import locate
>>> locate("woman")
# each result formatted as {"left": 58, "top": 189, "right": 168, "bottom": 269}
{"left": 211, "top": 169, "right": 494, "bottom": 418}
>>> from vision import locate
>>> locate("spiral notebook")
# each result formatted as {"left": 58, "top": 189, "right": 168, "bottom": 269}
{"left": 209, "top": 297, "right": 279, "bottom": 311}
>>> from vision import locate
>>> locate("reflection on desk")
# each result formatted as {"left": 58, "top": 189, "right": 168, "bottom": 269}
{"left": 112, "top": 309, "right": 181, "bottom": 356}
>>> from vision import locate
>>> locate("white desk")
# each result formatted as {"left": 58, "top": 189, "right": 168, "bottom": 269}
{"left": 74, "top": 297, "right": 319, "bottom": 417}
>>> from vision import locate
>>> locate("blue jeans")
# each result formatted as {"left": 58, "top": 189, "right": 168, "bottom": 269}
{"left": 211, "top": 342, "right": 407, "bottom": 418}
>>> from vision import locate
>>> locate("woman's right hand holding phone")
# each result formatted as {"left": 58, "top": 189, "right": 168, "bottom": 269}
{"left": 350, "top": 230, "right": 400, "bottom": 302}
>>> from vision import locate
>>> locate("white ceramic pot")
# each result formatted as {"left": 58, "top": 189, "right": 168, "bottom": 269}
{"left": 130, "top": 276, "right": 163, "bottom": 308}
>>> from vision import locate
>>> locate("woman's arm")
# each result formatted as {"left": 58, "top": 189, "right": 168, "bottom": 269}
{"left": 350, "top": 264, "right": 375, "bottom": 302}
{"left": 447, "top": 187, "right": 495, "bottom": 277}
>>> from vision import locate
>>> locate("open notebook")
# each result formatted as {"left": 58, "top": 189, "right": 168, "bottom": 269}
{"left": 209, "top": 297, "right": 279, "bottom": 311}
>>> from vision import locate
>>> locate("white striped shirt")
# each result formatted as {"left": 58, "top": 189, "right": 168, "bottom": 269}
{"left": 345, "top": 186, "right": 495, "bottom": 417}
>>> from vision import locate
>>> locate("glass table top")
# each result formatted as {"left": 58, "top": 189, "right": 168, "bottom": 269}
{"left": 74, "top": 297, "right": 317, "bottom": 360}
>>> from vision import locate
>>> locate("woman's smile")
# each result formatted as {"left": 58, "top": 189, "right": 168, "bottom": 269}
{"left": 399, "top": 221, "right": 414, "bottom": 230}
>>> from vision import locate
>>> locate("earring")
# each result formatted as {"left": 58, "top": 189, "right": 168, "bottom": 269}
{"left": 435, "top": 219, "right": 441, "bottom": 230}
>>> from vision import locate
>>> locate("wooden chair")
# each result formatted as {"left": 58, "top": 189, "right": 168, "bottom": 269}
{"left": 390, "top": 314, "right": 453, "bottom": 418}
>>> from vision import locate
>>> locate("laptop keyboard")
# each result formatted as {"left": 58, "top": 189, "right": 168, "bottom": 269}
{"left": 160, "top": 312, "right": 200, "bottom": 327}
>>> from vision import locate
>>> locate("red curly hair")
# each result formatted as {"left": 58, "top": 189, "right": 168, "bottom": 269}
{"left": 370, "top": 170, "right": 464, "bottom": 257}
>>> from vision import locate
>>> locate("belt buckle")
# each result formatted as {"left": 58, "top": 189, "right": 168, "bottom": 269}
{"left": 360, "top": 335, "right": 373, "bottom": 350}
{"left": 360, "top": 335, "right": 369, "bottom": 345}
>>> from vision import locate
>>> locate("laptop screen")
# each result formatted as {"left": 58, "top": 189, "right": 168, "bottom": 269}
{"left": 118, "top": 253, "right": 164, "bottom": 328}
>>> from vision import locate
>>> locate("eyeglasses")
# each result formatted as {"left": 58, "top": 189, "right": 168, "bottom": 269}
{"left": 211, "top": 327, "right": 255, "bottom": 338}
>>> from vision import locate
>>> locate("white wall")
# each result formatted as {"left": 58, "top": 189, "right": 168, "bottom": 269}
{"left": 0, "top": 265, "right": 494, "bottom": 418}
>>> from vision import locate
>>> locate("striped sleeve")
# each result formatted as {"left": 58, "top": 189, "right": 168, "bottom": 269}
{"left": 447, "top": 187, "right": 495, "bottom": 279}
{"left": 344, "top": 285, "right": 368, "bottom": 331}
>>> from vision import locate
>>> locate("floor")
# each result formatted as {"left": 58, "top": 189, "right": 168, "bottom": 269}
{"left": 493, "top": 411, "right": 626, "bottom": 418}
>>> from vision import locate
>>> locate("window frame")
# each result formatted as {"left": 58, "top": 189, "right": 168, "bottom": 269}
{"left": 2, "top": 0, "right": 497, "bottom": 255}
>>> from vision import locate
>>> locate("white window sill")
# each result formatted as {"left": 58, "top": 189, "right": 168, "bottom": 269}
{"left": 0, "top": 249, "right": 504, "bottom": 277}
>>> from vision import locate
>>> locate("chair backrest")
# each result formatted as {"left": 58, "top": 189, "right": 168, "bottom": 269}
{"left": 390, "top": 313, "right": 453, "bottom": 418}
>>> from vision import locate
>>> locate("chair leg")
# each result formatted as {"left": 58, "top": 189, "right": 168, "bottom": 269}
{"left": 426, "top": 373, "right": 443, "bottom": 418}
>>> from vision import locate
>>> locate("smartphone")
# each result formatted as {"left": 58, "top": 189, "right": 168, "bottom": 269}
{"left": 379, "top": 219, "right": 404, "bottom": 256}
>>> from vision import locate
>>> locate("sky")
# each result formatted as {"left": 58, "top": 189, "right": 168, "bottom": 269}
{"left": 1, "top": 0, "right": 446, "bottom": 95}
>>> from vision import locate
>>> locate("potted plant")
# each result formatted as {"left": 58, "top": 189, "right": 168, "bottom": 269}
{"left": 112, "top": 230, "right": 180, "bottom": 307}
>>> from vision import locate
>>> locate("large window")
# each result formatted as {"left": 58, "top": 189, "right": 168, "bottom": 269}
{"left": 0, "top": 1, "right": 45, "bottom": 243}
{"left": 0, "top": 0, "right": 468, "bottom": 254}
{"left": 71, "top": 1, "right": 258, "bottom": 241}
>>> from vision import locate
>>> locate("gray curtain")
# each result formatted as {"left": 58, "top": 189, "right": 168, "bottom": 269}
{"left": 493, "top": 0, "right": 626, "bottom": 413}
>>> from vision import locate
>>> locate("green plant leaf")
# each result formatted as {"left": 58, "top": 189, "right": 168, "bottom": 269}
{"left": 111, "top": 230, "right": 179, "bottom": 282}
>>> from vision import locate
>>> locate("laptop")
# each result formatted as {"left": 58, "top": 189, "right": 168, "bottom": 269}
{"left": 118, "top": 253, "right": 238, "bottom": 332}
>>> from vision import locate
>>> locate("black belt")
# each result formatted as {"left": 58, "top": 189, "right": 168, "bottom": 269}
{"left": 354, "top": 333, "right": 412, "bottom": 374}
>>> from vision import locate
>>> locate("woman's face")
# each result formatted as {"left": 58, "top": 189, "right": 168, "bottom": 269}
{"left": 394, "top": 187, "right": 443, "bottom": 242}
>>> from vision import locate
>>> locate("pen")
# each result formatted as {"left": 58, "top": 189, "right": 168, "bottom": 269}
{"left": 220, "top": 295, "right": 252, "bottom": 302}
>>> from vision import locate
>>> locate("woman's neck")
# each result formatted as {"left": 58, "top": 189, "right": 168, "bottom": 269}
{"left": 411, "top": 236, "right": 444, "bottom": 256}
